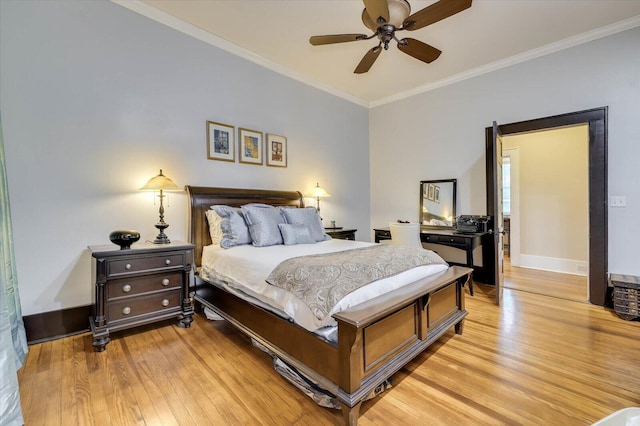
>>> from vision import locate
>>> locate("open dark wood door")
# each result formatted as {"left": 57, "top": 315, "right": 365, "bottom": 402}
{"left": 485, "top": 108, "right": 608, "bottom": 306}
{"left": 492, "top": 122, "right": 504, "bottom": 305}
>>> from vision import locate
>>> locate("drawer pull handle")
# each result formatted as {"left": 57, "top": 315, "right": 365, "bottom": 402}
{"left": 161, "top": 299, "right": 170, "bottom": 307}
{"left": 162, "top": 278, "right": 170, "bottom": 286}
{"left": 122, "top": 284, "right": 132, "bottom": 293}
{"left": 122, "top": 306, "right": 131, "bottom": 315}
{"left": 125, "top": 263, "right": 132, "bottom": 270}
{"left": 165, "top": 259, "right": 171, "bottom": 265}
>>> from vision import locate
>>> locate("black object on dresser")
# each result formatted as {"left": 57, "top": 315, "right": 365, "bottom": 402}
{"left": 325, "top": 228, "right": 357, "bottom": 240}
{"left": 89, "top": 241, "right": 195, "bottom": 351}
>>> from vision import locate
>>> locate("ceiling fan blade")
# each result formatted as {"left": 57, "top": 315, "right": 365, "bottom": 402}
{"left": 354, "top": 46, "right": 382, "bottom": 74}
{"left": 403, "top": 0, "right": 472, "bottom": 31}
{"left": 397, "top": 38, "right": 442, "bottom": 63}
{"left": 363, "top": 0, "right": 389, "bottom": 25}
{"left": 309, "top": 34, "right": 368, "bottom": 45}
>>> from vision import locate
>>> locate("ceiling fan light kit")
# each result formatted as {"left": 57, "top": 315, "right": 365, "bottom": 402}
{"left": 310, "top": 0, "right": 472, "bottom": 74}
{"left": 361, "top": 0, "right": 411, "bottom": 30}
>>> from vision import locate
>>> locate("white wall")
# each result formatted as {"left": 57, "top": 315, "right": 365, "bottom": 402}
{"left": 0, "top": 1, "right": 370, "bottom": 316}
{"left": 370, "top": 27, "right": 640, "bottom": 277}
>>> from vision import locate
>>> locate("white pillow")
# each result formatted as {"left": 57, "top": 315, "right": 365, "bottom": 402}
{"left": 210, "top": 205, "right": 252, "bottom": 248}
{"left": 205, "top": 210, "right": 223, "bottom": 246}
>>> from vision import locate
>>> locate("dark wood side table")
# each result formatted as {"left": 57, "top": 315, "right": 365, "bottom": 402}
{"left": 374, "top": 228, "right": 488, "bottom": 295}
{"left": 89, "top": 241, "right": 195, "bottom": 351}
{"left": 325, "top": 228, "right": 357, "bottom": 240}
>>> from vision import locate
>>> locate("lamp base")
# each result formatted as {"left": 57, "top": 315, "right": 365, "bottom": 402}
{"left": 152, "top": 222, "right": 171, "bottom": 244}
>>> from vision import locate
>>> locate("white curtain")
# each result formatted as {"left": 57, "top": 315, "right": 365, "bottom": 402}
{"left": 0, "top": 113, "right": 28, "bottom": 425}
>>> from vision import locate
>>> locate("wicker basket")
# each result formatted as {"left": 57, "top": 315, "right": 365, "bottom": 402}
{"left": 611, "top": 274, "right": 640, "bottom": 320}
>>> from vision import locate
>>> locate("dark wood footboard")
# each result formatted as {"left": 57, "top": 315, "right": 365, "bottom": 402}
{"left": 332, "top": 266, "right": 470, "bottom": 423}
{"left": 194, "top": 266, "right": 471, "bottom": 425}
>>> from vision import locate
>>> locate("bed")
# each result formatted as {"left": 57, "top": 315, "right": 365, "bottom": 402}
{"left": 186, "top": 185, "right": 472, "bottom": 425}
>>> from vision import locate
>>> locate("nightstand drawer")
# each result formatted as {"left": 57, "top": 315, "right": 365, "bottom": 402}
{"left": 107, "top": 290, "right": 181, "bottom": 323}
{"left": 108, "top": 252, "right": 185, "bottom": 276}
{"left": 377, "top": 230, "right": 391, "bottom": 238}
{"left": 107, "top": 272, "right": 183, "bottom": 300}
{"left": 326, "top": 229, "right": 357, "bottom": 240}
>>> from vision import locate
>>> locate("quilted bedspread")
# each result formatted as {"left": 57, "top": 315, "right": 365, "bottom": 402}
{"left": 266, "top": 244, "right": 447, "bottom": 321}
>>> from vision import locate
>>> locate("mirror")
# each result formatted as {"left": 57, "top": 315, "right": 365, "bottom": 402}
{"left": 420, "top": 179, "right": 457, "bottom": 229}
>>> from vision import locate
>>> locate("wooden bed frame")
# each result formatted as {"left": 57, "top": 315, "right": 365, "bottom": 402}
{"left": 186, "top": 185, "right": 472, "bottom": 425}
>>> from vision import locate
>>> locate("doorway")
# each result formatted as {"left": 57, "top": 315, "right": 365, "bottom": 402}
{"left": 501, "top": 126, "right": 589, "bottom": 302}
{"left": 485, "top": 107, "right": 608, "bottom": 306}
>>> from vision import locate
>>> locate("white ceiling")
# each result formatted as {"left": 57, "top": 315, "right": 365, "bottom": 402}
{"left": 117, "top": 0, "right": 640, "bottom": 107}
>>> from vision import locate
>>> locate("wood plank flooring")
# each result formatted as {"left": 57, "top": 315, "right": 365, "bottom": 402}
{"left": 503, "top": 257, "right": 588, "bottom": 302}
{"left": 18, "top": 286, "right": 639, "bottom": 425}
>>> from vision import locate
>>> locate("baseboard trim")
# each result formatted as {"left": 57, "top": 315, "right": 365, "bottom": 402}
{"left": 23, "top": 305, "right": 92, "bottom": 345}
{"left": 518, "top": 254, "right": 588, "bottom": 276}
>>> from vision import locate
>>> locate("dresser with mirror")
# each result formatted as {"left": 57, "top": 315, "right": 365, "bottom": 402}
{"left": 374, "top": 178, "right": 494, "bottom": 286}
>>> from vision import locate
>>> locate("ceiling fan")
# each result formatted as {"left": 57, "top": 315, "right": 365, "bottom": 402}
{"left": 309, "top": 0, "right": 472, "bottom": 74}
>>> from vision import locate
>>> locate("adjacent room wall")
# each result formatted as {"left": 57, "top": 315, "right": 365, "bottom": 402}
{"left": 370, "top": 26, "right": 640, "bottom": 277}
{"left": 503, "top": 125, "right": 589, "bottom": 275}
{"left": 0, "top": 1, "right": 370, "bottom": 316}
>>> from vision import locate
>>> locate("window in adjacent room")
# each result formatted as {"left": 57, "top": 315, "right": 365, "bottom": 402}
{"left": 502, "top": 156, "right": 511, "bottom": 216}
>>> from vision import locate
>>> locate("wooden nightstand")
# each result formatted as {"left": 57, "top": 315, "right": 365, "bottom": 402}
{"left": 325, "top": 228, "right": 357, "bottom": 240}
{"left": 89, "top": 241, "right": 195, "bottom": 351}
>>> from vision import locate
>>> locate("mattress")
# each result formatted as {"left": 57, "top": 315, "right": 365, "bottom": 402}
{"left": 199, "top": 238, "right": 449, "bottom": 333}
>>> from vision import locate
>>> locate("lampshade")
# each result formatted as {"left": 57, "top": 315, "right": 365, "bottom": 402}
{"left": 311, "top": 182, "right": 330, "bottom": 219}
{"left": 312, "top": 182, "right": 330, "bottom": 198}
{"left": 140, "top": 169, "right": 180, "bottom": 191}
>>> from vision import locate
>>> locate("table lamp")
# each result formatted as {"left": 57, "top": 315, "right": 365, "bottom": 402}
{"left": 140, "top": 169, "right": 180, "bottom": 244}
{"left": 312, "top": 182, "right": 330, "bottom": 217}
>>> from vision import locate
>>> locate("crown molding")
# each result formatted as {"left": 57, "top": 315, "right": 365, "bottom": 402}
{"left": 112, "top": 1, "right": 639, "bottom": 110}
{"left": 370, "top": 14, "right": 640, "bottom": 108}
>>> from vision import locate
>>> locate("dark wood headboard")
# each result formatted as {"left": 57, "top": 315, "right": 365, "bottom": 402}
{"left": 185, "top": 186, "right": 304, "bottom": 267}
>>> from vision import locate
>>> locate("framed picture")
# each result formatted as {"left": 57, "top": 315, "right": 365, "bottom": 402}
{"left": 427, "top": 184, "right": 435, "bottom": 201}
{"left": 206, "top": 121, "right": 235, "bottom": 162}
{"left": 238, "top": 128, "right": 263, "bottom": 165}
{"left": 266, "top": 133, "right": 287, "bottom": 168}
{"left": 434, "top": 185, "right": 440, "bottom": 203}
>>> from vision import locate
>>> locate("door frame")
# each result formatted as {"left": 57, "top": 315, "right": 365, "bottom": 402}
{"left": 491, "top": 122, "right": 504, "bottom": 305}
{"left": 485, "top": 107, "right": 608, "bottom": 306}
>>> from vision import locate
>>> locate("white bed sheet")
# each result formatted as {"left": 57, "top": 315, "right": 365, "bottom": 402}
{"left": 200, "top": 239, "right": 448, "bottom": 332}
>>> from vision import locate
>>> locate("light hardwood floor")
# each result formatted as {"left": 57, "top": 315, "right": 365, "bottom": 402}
{"left": 18, "top": 286, "right": 639, "bottom": 425}
{"left": 503, "top": 257, "right": 588, "bottom": 302}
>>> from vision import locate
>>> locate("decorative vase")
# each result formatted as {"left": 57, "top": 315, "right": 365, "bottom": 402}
{"left": 109, "top": 230, "right": 141, "bottom": 250}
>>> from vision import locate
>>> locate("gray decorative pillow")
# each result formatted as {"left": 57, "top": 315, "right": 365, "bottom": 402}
{"left": 241, "top": 203, "right": 286, "bottom": 247}
{"left": 278, "top": 223, "right": 315, "bottom": 245}
{"left": 211, "top": 205, "right": 252, "bottom": 248}
{"left": 279, "top": 207, "right": 330, "bottom": 242}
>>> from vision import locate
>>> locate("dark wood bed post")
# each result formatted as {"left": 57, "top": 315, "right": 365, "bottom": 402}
{"left": 337, "top": 319, "right": 363, "bottom": 424}
{"left": 342, "top": 403, "right": 362, "bottom": 426}
{"left": 455, "top": 273, "right": 469, "bottom": 334}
